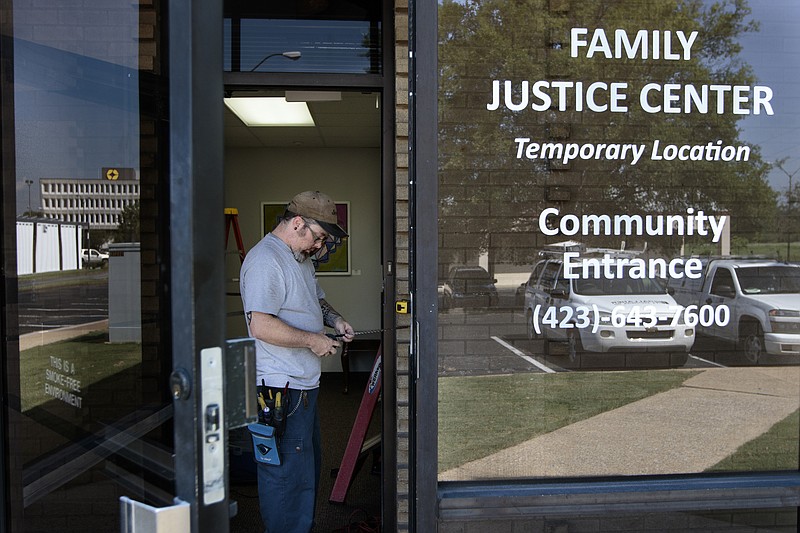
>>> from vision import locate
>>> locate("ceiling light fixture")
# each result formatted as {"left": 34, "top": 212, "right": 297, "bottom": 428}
{"left": 285, "top": 91, "right": 342, "bottom": 102}
{"left": 224, "top": 97, "right": 315, "bottom": 127}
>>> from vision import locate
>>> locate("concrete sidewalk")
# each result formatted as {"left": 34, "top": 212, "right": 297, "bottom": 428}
{"left": 440, "top": 366, "right": 800, "bottom": 480}
{"left": 19, "top": 319, "right": 108, "bottom": 351}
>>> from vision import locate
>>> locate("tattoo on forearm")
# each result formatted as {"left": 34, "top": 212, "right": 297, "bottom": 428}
{"left": 320, "top": 299, "right": 342, "bottom": 328}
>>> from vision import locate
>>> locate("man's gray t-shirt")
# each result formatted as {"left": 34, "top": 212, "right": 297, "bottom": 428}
{"left": 240, "top": 233, "right": 325, "bottom": 389}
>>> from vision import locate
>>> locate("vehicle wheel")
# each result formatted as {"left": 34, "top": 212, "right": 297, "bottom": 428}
{"left": 740, "top": 323, "right": 764, "bottom": 364}
{"left": 567, "top": 328, "right": 583, "bottom": 366}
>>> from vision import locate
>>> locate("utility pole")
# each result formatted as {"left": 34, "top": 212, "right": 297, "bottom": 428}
{"left": 773, "top": 158, "right": 799, "bottom": 261}
{"left": 24, "top": 179, "right": 33, "bottom": 214}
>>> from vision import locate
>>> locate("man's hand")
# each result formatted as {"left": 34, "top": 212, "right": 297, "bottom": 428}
{"left": 333, "top": 318, "right": 355, "bottom": 342}
{"left": 309, "top": 332, "right": 341, "bottom": 357}
{"left": 249, "top": 311, "right": 341, "bottom": 357}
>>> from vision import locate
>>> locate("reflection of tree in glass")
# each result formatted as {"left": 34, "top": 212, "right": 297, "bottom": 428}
{"left": 439, "top": 0, "right": 778, "bottom": 262}
{"left": 114, "top": 200, "right": 140, "bottom": 242}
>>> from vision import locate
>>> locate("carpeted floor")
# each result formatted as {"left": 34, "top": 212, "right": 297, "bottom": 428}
{"left": 229, "top": 372, "right": 382, "bottom": 533}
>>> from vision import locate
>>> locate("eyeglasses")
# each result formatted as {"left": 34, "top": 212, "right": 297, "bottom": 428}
{"left": 302, "top": 218, "right": 329, "bottom": 244}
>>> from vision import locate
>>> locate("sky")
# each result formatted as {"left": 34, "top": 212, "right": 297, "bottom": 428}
{"left": 13, "top": 0, "right": 140, "bottom": 215}
{"left": 735, "top": 0, "right": 800, "bottom": 193}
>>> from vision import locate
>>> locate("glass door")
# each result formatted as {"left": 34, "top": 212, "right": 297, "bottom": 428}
{"left": 0, "top": 1, "right": 227, "bottom": 531}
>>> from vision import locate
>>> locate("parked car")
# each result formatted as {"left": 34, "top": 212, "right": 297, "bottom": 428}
{"left": 667, "top": 258, "right": 800, "bottom": 363}
{"left": 81, "top": 248, "right": 109, "bottom": 268}
{"left": 441, "top": 266, "right": 498, "bottom": 309}
{"left": 523, "top": 249, "right": 694, "bottom": 367}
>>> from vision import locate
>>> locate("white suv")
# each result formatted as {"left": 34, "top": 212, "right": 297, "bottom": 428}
{"left": 523, "top": 253, "right": 694, "bottom": 367}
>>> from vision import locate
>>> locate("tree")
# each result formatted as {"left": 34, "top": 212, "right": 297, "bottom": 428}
{"left": 438, "top": 0, "right": 778, "bottom": 266}
{"left": 775, "top": 180, "right": 800, "bottom": 260}
{"left": 114, "top": 201, "right": 140, "bottom": 243}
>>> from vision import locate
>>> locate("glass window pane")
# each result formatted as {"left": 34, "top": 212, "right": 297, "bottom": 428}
{"left": 4, "top": 1, "right": 171, "bottom": 530}
{"left": 437, "top": 0, "right": 800, "bottom": 482}
{"left": 224, "top": 1, "right": 382, "bottom": 74}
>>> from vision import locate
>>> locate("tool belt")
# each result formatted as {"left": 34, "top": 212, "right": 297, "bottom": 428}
{"left": 247, "top": 382, "right": 292, "bottom": 466}
{"left": 256, "top": 383, "right": 290, "bottom": 435}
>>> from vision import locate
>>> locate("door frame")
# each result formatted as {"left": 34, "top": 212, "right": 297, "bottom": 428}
{"left": 169, "top": 0, "right": 230, "bottom": 530}
{"left": 0, "top": 1, "right": 20, "bottom": 530}
{"left": 220, "top": 2, "right": 398, "bottom": 529}
{"left": 408, "top": 0, "right": 439, "bottom": 529}
{"left": 218, "top": 77, "right": 398, "bottom": 530}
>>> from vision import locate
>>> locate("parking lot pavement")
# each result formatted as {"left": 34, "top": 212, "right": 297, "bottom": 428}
{"left": 18, "top": 272, "right": 108, "bottom": 335}
{"left": 439, "top": 366, "right": 800, "bottom": 480}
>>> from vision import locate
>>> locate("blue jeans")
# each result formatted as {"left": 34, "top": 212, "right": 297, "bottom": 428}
{"left": 257, "top": 388, "right": 321, "bottom": 533}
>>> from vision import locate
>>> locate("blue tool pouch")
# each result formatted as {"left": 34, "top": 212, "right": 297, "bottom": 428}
{"left": 247, "top": 422, "right": 281, "bottom": 466}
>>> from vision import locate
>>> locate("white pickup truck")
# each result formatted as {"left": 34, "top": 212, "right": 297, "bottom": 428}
{"left": 668, "top": 258, "right": 800, "bottom": 363}
{"left": 81, "top": 248, "right": 109, "bottom": 268}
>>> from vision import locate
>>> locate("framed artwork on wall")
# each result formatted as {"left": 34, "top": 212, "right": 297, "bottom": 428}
{"left": 261, "top": 201, "right": 351, "bottom": 276}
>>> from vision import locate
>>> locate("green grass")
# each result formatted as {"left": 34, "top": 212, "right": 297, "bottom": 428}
{"left": 20, "top": 331, "right": 141, "bottom": 411}
{"left": 438, "top": 370, "right": 697, "bottom": 472}
{"left": 708, "top": 409, "right": 800, "bottom": 472}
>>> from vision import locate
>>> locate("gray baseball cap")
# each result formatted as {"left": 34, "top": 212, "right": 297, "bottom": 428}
{"left": 286, "top": 190, "right": 348, "bottom": 238}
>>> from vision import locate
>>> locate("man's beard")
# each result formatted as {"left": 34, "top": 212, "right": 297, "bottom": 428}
{"left": 293, "top": 249, "right": 312, "bottom": 262}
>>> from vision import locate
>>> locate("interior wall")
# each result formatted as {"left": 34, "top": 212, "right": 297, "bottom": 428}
{"left": 224, "top": 146, "right": 382, "bottom": 371}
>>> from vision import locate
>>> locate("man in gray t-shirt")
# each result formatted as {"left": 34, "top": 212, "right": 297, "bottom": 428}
{"left": 240, "top": 190, "right": 353, "bottom": 533}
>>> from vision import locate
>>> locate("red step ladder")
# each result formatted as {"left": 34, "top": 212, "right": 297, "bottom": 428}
{"left": 329, "top": 345, "right": 382, "bottom": 503}
{"left": 225, "top": 207, "right": 247, "bottom": 263}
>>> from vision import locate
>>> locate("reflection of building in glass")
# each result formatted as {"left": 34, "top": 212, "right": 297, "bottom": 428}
{"left": 39, "top": 178, "right": 139, "bottom": 230}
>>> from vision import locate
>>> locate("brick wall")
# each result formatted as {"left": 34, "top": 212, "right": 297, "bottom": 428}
{"left": 394, "top": 0, "right": 412, "bottom": 530}
{"left": 136, "top": 0, "right": 168, "bottom": 406}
